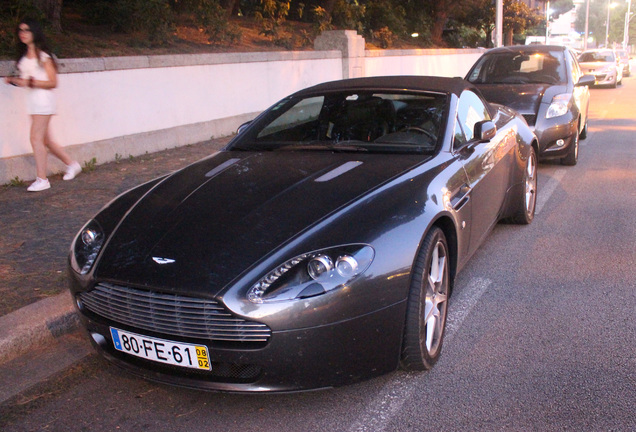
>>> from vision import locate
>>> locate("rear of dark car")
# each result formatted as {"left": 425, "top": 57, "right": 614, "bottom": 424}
{"left": 466, "top": 45, "right": 591, "bottom": 166}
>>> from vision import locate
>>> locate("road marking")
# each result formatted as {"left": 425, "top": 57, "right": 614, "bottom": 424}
{"left": 348, "top": 278, "right": 492, "bottom": 432}
{"left": 535, "top": 168, "right": 566, "bottom": 215}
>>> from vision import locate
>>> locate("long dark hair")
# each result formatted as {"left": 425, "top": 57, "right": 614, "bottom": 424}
{"left": 15, "top": 18, "right": 58, "bottom": 70}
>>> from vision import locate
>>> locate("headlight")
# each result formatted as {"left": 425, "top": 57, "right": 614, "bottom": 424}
{"left": 70, "top": 220, "right": 105, "bottom": 274}
{"left": 546, "top": 93, "right": 572, "bottom": 119}
{"left": 247, "top": 245, "right": 375, "bottom": 303}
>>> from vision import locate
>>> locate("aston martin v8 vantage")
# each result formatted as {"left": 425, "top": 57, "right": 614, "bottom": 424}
{"left": 69, "top": 76, "right": 538, "bottom": 392}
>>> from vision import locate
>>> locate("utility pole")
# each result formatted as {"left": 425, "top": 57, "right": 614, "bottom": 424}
{"left": 496, "top": 0, "right": 503, "bottom": 47}
{"left": 624, "top": 0, "right": 632, "bottom": 48}
{"left": 584, "top": 0, "right": 590, "bottom": 50}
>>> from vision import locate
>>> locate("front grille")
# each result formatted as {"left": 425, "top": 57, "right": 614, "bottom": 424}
{"left": 522, "top": 114, "right": 536, "bottom": 126}
{"left": 78, "top": 283, "right": 271, "bottom": 344}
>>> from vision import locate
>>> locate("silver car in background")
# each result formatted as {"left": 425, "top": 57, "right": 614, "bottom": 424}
{"left": 615, "top": 49, "right": 631, "bottom": 77}
{"left": 578, "top": 49, "right": 623, "bottom": 88}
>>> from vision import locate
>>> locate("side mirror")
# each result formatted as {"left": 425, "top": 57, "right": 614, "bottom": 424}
{"left": 576, "top": 74, "right": 596, "bottom": 87}
{"left": 474, "top": 120, "right": 497, "bottom": 142}
{"left": 237, "top": 121, "right": 252, "bottom": 135}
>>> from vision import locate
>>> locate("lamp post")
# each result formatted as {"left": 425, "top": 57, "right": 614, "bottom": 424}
{"left": 624, "top": 0, "right": 632, "bottom": 48}
{"left": 546, "top": 1, "right": 551, "bottom": 43}
{"left": 584, "top": 0, "right": 590, "bottom": 50}
{"left": 606, "top": 1, "right": 618, "bottom": 48}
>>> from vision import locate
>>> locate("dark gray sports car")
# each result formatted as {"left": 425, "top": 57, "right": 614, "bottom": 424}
{"left": 69, "top": 76, "right": 538, "bottom": 392}
{"left": 466, "top": 45, "right": 595, "bottom": 166}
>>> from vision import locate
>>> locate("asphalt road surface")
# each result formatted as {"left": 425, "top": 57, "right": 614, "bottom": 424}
{"left": 2, "top": 77, "right": 635, "bottom": 432}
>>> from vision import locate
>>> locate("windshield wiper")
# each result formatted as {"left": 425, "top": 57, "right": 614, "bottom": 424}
{"left": 275, "top": 142, "right": 369, "bottom": 152}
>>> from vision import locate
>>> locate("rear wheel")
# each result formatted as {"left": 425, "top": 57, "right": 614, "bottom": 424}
{"left": 400, "top": 227, "right": 449, "bottom": 371}
{"left": 561, "top": 127, "right": 579, "bottom": 166}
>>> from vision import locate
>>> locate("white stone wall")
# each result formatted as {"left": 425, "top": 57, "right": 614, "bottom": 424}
{"left": 0, "top": 39, "right": 486, "bottom": 183}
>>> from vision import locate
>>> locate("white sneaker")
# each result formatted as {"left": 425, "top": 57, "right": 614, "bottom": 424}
{"left": 63, "top": 161, "right": 82, "bottom": 181}
{"left": 27, "top": 177, "right": 51, "bottom": 192}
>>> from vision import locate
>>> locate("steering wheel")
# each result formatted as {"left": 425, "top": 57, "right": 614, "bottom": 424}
{"left": 400, "top": 126, "right": 436, "bottom": 141}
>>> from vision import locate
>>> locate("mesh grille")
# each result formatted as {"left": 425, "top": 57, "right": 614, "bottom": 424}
{"left": 79, "top": 283, "right": 271, "bottom": 344}
{"left": 522, "top": 114, "right": 536, "bottom": 126}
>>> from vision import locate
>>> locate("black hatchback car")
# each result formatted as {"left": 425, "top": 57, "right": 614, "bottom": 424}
{"left": 466, "top": 45, "right": 595, "bottom": 165}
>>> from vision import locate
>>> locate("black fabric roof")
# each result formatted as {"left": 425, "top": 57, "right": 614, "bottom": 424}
{"left": 295, "top": 75, "right": 474, "bottom": 98}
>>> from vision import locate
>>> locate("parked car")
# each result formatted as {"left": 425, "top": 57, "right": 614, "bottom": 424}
{"left": 578, "top": 49, "right": 623, "bottom": 87}
{"left": 615, "top": 48, "right": 631, "bottom": 77}
{"left": 69, "top": 76, "right": 538, "bottom": 392}
{"left": 466, "top": 45, "right": 594, "bottom": 166}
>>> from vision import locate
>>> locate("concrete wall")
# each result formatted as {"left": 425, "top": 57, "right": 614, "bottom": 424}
{"left": 0, "top": 31, "right": 485, "bottom": 184}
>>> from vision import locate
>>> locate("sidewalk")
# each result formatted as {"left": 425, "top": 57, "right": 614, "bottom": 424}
{"left": 0, "top": 137, "right": 230, "bottom": 365}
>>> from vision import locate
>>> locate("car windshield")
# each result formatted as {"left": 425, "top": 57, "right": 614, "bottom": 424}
{"left": 579, "top": 52, "right": 614, "bottom": 62}
{"left": 467, "top": 50, "right": 567, "bottom": 85}
{"left": 229, "top": 91, "right": 448, "bottom": 154}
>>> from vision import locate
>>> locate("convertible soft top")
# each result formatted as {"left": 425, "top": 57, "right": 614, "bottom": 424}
{"left": 296, "top": 75, "right": 476, "bottom": 98}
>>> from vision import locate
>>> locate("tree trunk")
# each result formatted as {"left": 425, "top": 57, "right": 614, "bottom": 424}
{"left": 505, "top": 29, "right": 514, "bottom": 46}
{"left": 431, "top": 12, "right": 448, "bottom": 46}
{"left": 33, "top": 0, "right": 63, "bottom": 32}
{"left": 221, "top": 0, "right": 240, "bottom": 16}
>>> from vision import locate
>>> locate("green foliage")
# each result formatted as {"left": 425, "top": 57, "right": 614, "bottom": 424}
{"left": 443, "top": 22, "right": 484, "bottom": 48}
{"left": 83, "top": 157, "right": 97, "bottom": 172}
{"left": 311, "top": 6, "right": 333, "bottom": 34}
{"left": 372, "top": 27, "right": 396, "bottom": 48}
{"left": 363, "top": 0, "right": 406, "bottom": 39}
{"left": 0, "top": 0, "right": 47, "bottom": 58}
{"left": 80, "top": 0, "right": 174, "bottom": 45}
{"left": 331, "top": 0, "right": 365, "bottom": 34}
{"left": 257, "top": 0, "right": 291, "bottom": 40}
{"left": 4, "top": 176, "right": 26, "bottom": 187}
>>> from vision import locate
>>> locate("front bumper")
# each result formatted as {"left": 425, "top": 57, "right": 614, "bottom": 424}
{"left": 529, "top": 111, "right": 579, "bottom": 160}
{"left": 76, "top": 297, "right": 407, "bottom": 392}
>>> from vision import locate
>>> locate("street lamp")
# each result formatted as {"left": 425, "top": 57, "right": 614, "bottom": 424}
{"left": 606, "top": 1, "right": 618, "bottom": 48}
{"left": 624, "top": 0, "right": 632, "bottom": 48}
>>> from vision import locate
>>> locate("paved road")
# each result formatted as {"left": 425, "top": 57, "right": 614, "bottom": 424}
{"left": 1, "top": 79, "right": 635, "bottom": 431}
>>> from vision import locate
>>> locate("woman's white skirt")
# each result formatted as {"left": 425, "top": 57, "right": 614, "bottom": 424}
{"left": 26, "top": 88, "right": 56, "bottom": 115}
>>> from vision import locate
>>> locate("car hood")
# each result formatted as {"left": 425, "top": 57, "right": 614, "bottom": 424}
{"left": 474, "top": 83, "right": 565, "bottom": 115}
{"left": 95, "top": 150, "right": 427, "bottom": 296}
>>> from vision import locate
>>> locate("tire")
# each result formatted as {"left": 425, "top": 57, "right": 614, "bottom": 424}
{"left": 561, "top": 127, "right": 579, "bottom": 166}
{"left": 400, "top": 227, "right": 450, "bottom": 371}
{"left": 507, "top": 147, "right": 537, "bottom": 224}
{"left": 579, "top": 121, "right": 588, "bottom": 140}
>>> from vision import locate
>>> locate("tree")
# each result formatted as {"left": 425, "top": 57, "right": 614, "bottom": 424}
{"left": 576, "top": 0, "right": 633, "bottom": 47}
{"left": 32, "top": 0, "right": 63, "bottom": 32}
{"left": 503, "top": 0, "right": 542, "bottom": 45}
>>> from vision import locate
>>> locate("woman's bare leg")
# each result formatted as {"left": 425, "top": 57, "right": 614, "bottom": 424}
{"left": 30, "top": 115, "right": 51, "bottom": 179}
{"left": 43, "top": 121, "right": 73, "bottom": 166}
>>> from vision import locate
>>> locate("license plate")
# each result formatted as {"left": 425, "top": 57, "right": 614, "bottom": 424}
{"left": 110, "top": 327, "right": 211, "bottom": 371}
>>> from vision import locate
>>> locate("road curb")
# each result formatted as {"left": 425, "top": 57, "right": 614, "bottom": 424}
{"left": 0, "top": 291, "right": 79, "bottom": 365}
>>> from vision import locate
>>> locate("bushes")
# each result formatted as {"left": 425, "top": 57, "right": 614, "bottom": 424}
{"left": 81, "top": 0, "right": 174, "bottom": 45}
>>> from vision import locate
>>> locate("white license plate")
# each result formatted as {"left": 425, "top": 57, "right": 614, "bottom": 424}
{"left": 110, "top": 327, "right": 211, "bottom": 371}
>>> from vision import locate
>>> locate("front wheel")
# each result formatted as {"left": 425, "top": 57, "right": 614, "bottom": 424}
{"left": 400, "top": 227, "right": 450, "bottom": 371}
{"left": 579, "top": 121, "right": 588, "bottom": 140}
{"left": 506, "top": 147, "right": 537, "bottom": 224}
{"left": 561, "top": 127, "right": 579, "bottom": 166}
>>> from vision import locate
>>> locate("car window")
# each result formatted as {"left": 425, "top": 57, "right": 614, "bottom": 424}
{"left": 566, "top": 50, "right": 581, "bottom": 83}
{"left": 455, "top": 90, "right": 490, "bottom": 145}
{"left": 579, "top": 51, "right": 615, "bottom": 62}
{"left": 231, "top": 91, "right": 449, "bottom": 154}
{"left": 453, "top": 115, "right": 467, "bottom": 147}
{"left": 467, "top": 50, "right": 567, "bottom": 85}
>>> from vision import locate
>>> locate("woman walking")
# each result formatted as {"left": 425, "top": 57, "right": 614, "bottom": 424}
{"left": 4, "top": 18, "right": 81, "bottom": 192}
